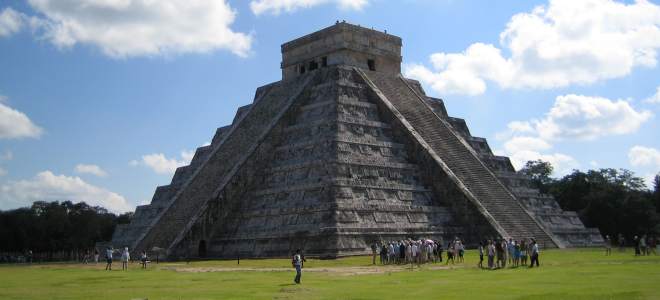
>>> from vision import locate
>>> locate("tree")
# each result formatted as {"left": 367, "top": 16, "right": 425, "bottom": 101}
{"left": 0, "top": 201, "right": 129, "bottom": 261}
{"left": 519, "top": 160, "right": 554, "bottom": 193}
{"left": 548, "top": 168, "right": 658, "bottom": 238}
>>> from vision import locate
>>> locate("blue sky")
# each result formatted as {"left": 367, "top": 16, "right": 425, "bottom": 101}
{"left": 0, "top": 0, "right": 659, "bottom": 213}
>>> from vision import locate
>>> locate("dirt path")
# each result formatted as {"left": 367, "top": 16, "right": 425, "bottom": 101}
{"left": 166, "top": 264, "right": 457, "bottom": 276}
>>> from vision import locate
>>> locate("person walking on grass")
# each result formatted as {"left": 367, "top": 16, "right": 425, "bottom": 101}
{"left": 514, "top": 241, "right": 521, "bottom": 267}
{"left": 140, "top": 251, "right": 148, "bottom": 269}
{"left": 529, "top": 239, "right": 540, "bottom": 268}
{"left": 457, "top": 240, "right": 465, "bottom": 263}
{"left": 371, "top": 242, "right": 378, "bottom": 265}
{"left": 82, "top": 249, "right": 90, "bottom": 264}
{"left": 121, "top": 247, "right": 130, "bottom": 270}
{"left": 641, "top": 235, "right": 648, "bottom": 256}
{"left": 292, "top": 249, "right": 305, "bottom": 284}
{"left": 477, "top": 241, "right": 484, "bottom": 269}
{"left": 634, "top": 235, "right": 641, "bottom": 256}
{"left": 437, "top": 242, "right": 443, "bottom": 263}
{"left": 445, "top": 241, "right": 454, "bottom": 265}
{"left": 605, "top": 235, "right": 612, "bottom": 256}
{"left": 487, "top": 240, "right": 495, "bottom": 269}
{"left": 520, "top": 240, "right": 528, "bottom": 266}
{"left": 105, "top": 247, "right": 113, "bottom": 271}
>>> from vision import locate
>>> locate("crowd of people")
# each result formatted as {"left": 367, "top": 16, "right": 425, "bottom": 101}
{"left": 102, "top": 246, "right": 149, "bottom": 271}
{"left": 604, "top": 234, "right": 658, "bottom": 256}
{"left": 479, "top": 238, "right": 540, "bottom": 269}
{"left": 371, "top": 239, "right": 444, "bottom": 266}
{"left": 369, "top": 237, "right": 541, "bottom": 270}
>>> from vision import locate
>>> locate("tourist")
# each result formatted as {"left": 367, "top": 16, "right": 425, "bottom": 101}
{"left": 292, "top": 249, "right": 304, "bottom": 284}
{"left": 634, "top": 235, "right": 641, "bottom": 256}
{"left": 445, "top": 241, "right": 454, "bottom": 265}
{"left": 457, "top": 240, "right": 465, "bottom": 263}
{"left": 26, "top": 250, "right": 33, "bottom": 264}
{"left": 487, "top": 240, "right": 495, "bottom": 269}
{"left": 618, "top": 234, "right": 626, "bottom": 252}
{"left": 427, "top": 241, "right": 434, "bottom": 263}
{"left": 514, "top": 241, "right": 521, "bottom": 267}
{"left": 399, "top": 241, "right": 406, "bottom": 264}
{"left": 94, "top": 249, "right": 100, "bottom": 264}
{"left": 371, "top": 242, "right": 378, "bottom": 265}
{"left": 140, "top": 251, "right": 148, "bottom": 269}
{"left": 405, "top": 241, "right": 412, "bottom": 264}
{"left": 380, "top": 244, "right": 387, "bottom": 264}
{"left": 605, "top": 235, "right": 612, "bottom": 256}
{"left": 105, "top": 247, "right": 113, "bottom": 271}
{"left": 477, "top": 241, "right": 484, "bottom": 269}
{"left": 121, "top": 247, "right": 130, "bottom": 270}
{"left": 412, "top": 242, "right": 419, "bottom": 265}
{"left": 641, "top": 235, "right": 648, "bottom": 256}
{"left": 437, "top": 242, "right": 443, "bottom": 262}
{"left": 507, "top": 238, "right": 515, "bottom": 266}
{"left": 520, "top": 240, "right": 528, "bottom": 266}
{"left": 529, "top": 239, "right": 540, "bottom": 268}
{"left": 82, "top": 249, "right": 90, "bottom": 264}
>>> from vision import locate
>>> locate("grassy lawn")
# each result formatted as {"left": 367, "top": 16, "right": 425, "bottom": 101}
{"left": 0, "top": 248, "right": 659, "bottom": 299}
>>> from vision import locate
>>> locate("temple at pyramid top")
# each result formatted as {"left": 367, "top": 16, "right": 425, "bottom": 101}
{"left": 281, "top": 22, "right": 402, "bottom": 79}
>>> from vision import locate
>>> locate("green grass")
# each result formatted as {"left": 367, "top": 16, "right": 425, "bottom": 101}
{"left": 0, "top": 248, "right": 659, "bottom": 299}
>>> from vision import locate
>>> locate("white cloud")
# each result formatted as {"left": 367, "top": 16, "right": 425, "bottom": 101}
{"left": 20, "top": 0, "right": 252, "bottom": 58}
{"left": 629, "top": 146, "right": 660, "bottom": 168}
{"left": 503, "top": 136, "right": 552, "bottom": 153}
{"left": 535, "top": 94, "right": 652, "bottom": 141}
{"left": 0, "top": 167, "right": 6, "bottom": 177}
{"left": 250, "top": 0, "right": 368, "bottom": 15}
{"left": 508, "top": 149, "right": 579, "bottom": 176}
{"left": 498, "top": 94, "right": 652, "bottom": 142}
{"left": 496, "top": 93, "right": 651, "bottom": 175}
{"left": 406, "top": 0, "right": 660, "bottom": 95}
{"left": 74, "top": 164, "right": 107, "bottom": 177}
{"left": 133, "top": 150, "right": 193, "bottom": 175}
{"left": 0, "top": 7, "right": 24, "bottom": 37}
{"left": 0, "top": 98, "right": 43, "bottom": 139}
{"left": 0, "top": 171, "right": 132, "bottom": 213}
{"left": 645, "top": 85, "right": 660, "bottom": 104}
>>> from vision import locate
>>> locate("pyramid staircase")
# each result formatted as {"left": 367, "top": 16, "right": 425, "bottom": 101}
{"left": 359, "top": 69, "right": 559, "bottom": 248}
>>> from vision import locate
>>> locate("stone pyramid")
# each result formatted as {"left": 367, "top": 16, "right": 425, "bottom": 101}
{"left": 111, "top": 22, "right": 603, "bottom": 259}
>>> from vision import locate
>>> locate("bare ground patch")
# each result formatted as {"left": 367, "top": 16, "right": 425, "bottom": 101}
{"left": 166, "top": 264, "right": 457, "bottom": 276}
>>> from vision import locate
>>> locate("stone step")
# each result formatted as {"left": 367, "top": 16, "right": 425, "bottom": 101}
{"left": 361, "top": 69, "right": 557, "bottom": 247}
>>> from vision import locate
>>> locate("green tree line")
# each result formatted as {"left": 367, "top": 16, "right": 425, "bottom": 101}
{"left": 0, "top": 201, "right": 132, "bottom": 260}
{"left": 520, "top": 160, "right": 660, "bottom": 239}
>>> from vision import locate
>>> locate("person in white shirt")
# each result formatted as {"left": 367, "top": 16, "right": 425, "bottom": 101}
{"left": 529, "top": 239, "right": 540, "bottom": 268}
{"left": 121, "top": 247, "right": 130, "bottom": 271}
{"left": 411, "top": 243, "right": 418, "bottom": 265}
{"left": 292, "top": 249, "right": 305, "bottom": 284}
